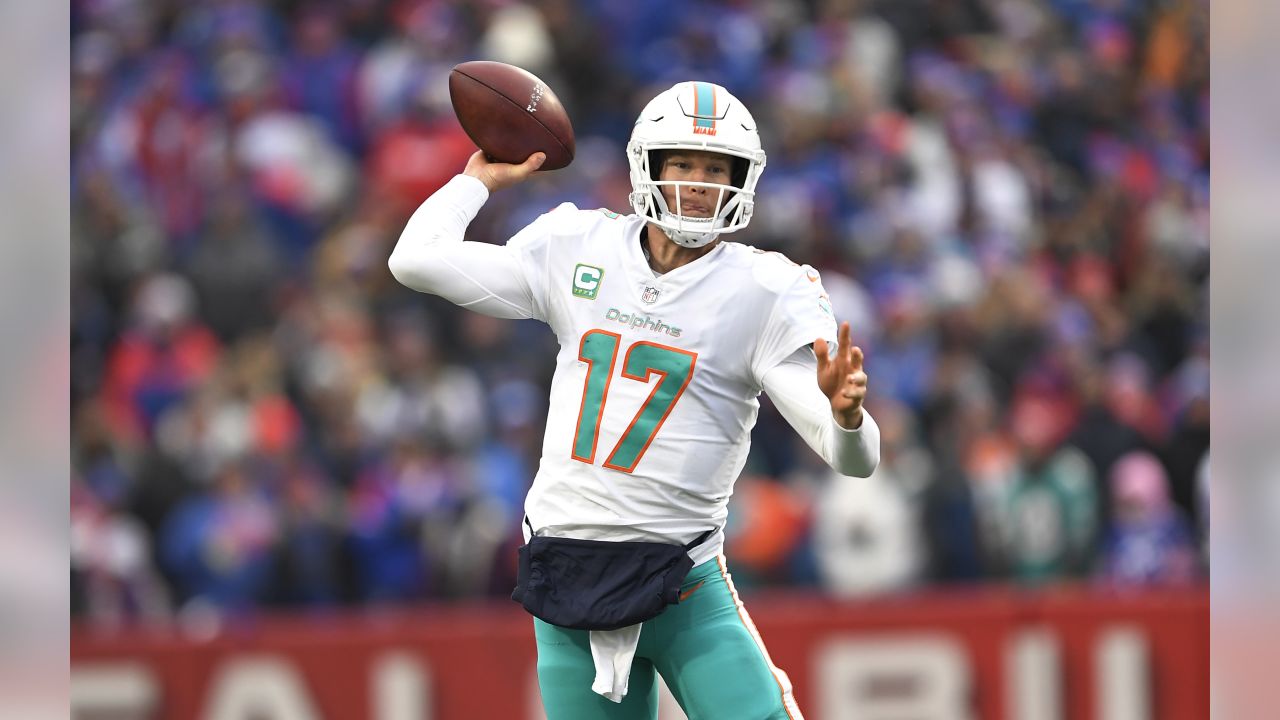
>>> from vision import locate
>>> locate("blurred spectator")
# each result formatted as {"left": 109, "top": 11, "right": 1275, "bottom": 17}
{"left": 346, "top": 437, "right": 459, "bottom": 602}
{"left": 865, "top": 273, "right": 936, "bottom": 410}
{"left": 233, "top": 107, "right": 356, "bottom": 259}
{"left": 71, "top": 473, "right": 171, "bottom": 624}
{"left": 1000, "top": 392, "right": 1098, "bottom": 584}
{"left": 814, "top": 400, "right": 928, "bottom": 597}
{"left": 925, "top": 341, "right": 1001, "bottom": 582}
{"left": 101, "top": 273, "right": 220, "bottom": 445}
{"left": 1098, "top": 451, "right": 1198, "bottom": 587}
{"left": 279, "top": 5, "right": 365, "bottom": 154}
{"left": 355, "top": 311, "right": 489, "bottom": 452}
{"left": 267, "top": 456, "right": 345, "bottom": 608}
{"left": 364, "top": 80, "right": 477, "bottom": 214}
{"left": 725, "top": 474, "right": 812, "bottom": 588}
{"left": 161, "top": 460, "right": 279, "bottom": 613}
{"left": 184, "top": 189, "right": 284, "bottom": 341}
{"left": 1065, "top": 355, "right": 1148, "bottom": 531}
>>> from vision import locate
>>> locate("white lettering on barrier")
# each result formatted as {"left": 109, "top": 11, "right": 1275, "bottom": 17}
{"left": 1006, "top": 627, "right": 1062, "bottom": 720}
{"left": 1095, "top": 626, "right": 1151, "bottom": 720}
{"left": 814, "top": 633, "right": 972, "bottom": 720}
{"left": 372, "top": 651, "right": 431, "bottom": 720}
{"left": 70, "top": 662, "right": 159, "bottom": 716}
{"left": 204, "top": 656, "right": 320, "bottom": 720}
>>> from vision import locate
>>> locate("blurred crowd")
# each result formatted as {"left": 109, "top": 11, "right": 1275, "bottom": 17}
{"left": 71, "top": 0, "right": 1208, "bottom": 626}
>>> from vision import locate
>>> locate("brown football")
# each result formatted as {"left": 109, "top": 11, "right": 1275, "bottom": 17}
{"left": 448, "top": 61, "right": 575, "bottom": 171}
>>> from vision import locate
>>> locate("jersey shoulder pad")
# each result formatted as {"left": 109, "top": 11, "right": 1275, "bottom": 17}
{"left": 511, "top": 202, "right": 593, "bottom": 244}
{"left": 542, "top": 203, "right": 633, "bottom": 236}
{"left": 738, "top": 245, "right": 818, "bottom": 294}
{"left": 540, "top": 201, "right": 586, "bottom": 226}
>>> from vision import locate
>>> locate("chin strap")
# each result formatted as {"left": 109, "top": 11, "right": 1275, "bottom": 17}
{"left": 659, "top": 211, "right": 719, "bottom": 248}
{"left": 667, "top": 230, "right": 716, "bottom": 248}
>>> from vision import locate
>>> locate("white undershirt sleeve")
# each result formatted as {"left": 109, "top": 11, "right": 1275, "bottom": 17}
{"left": 761, "top": 346, "right": 881, "bottom": 478}
{"left": 387, "top": 174, "right": 540, "bottom": 320}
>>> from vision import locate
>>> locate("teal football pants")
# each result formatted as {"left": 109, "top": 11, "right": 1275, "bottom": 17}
{"left": 533, "top": 556, "right": 803, "bottom": 720}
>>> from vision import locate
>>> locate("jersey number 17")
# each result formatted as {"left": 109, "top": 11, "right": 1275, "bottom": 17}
{"left": 571, "top": 329, "right": 697, "bottom": 473}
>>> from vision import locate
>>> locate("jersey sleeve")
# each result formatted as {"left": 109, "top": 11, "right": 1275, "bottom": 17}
{"left": 751, "top": 265, "right": 839, "bottom": 385}
{"left": 388, "top": 175, "right": 584, "bottom": 323}
{"left": 390, "top": 175, "right": 539, "bottom": 320}
{"left": 504, "top": 203, "right": 579, "bottom": 322}
{"left": 762, "top": 347, "right": 881, "bottom": 477}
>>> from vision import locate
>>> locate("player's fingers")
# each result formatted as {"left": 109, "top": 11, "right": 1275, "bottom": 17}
{"left": 500, "top": 153, "right": 544, "bottom": 181}
{"left": 814, "top": 338, "right": 830, "bottom": 372}
{"left": 850, "top": 346, "right": 864, "bottom": 372}
{"left": 463, "top": 149, "right": 489, "bottom": 172}
{"left": 837, "top": 322, "right": 852, "bottom": 357}
{"left": 840, "top": 368, "right": 867, "bottom": 400}
{"left": 842, "top": 376, "right": 866, "bottom": 396}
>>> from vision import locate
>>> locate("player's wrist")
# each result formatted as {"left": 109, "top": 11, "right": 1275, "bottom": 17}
{"left": 463, "top": 168, "right": 499, "bottom": 193}
{"left": 833, "top": 407, "right": 864, "bottom": 431}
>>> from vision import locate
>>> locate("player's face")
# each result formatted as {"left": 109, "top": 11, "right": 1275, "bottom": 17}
{"left": 658, "top": 150, "right": 733, "bottom": 218}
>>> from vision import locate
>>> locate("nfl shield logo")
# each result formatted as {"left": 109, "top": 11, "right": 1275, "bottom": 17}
{"left": 642, "top": 286, "right": 661, "bottom": 304}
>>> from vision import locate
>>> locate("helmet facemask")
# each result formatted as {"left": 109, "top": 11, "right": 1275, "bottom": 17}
{"left": 628, "top": 146, "right": 762, "bottom": 248}
{"left": 626, "top": 82, "right": 767, "bottom": 249}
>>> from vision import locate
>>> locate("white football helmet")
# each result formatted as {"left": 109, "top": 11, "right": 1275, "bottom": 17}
{"left": 627, "top": 81, "right": 767, "bottom": 248}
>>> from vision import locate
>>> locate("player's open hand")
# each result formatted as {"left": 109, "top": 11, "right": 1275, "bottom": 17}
{"left": 464, "top": 150, "right": 545, "bottom": 193}
{"left": 814, "top": 321, "right": 868, "bottom": 430}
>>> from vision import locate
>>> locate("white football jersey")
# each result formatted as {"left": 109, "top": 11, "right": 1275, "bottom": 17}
{"left": 507, "top": 204, "right": 837, "bottom": 564}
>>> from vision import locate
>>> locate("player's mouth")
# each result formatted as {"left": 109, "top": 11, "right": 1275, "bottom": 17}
{"left": 680, "top": 201, "right": 712, "bottom": 216}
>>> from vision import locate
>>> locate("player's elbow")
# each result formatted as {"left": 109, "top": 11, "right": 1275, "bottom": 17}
{"left": 831, "top": 410, "right": 881, "bottom": 477}
{"left": 844, "top": 448, "right": 875, "bottom": 476}
{"left": 387, "top": 241, "right": 437, "bottom": 292}
{"left": 840, "top": 452, "right": 879, "bottom": 479}
{"left": 833, "top": 440, "right": 879, "bottom": 478}
{"left": 387, "top": 245, "right": 415, "bottom": 287}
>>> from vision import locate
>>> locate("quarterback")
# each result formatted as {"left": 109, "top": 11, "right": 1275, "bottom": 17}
{"left": 389, "top": 82, "right": 879, "bottom": 720}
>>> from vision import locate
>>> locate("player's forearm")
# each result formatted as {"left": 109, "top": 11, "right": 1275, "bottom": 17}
{"left": 762, "top": 353, "right": 881, "bottom": 477}
{"left": 388, "top": 174, "right": 490, "bottom": 291}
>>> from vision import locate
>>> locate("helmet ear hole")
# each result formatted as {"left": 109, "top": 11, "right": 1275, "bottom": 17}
{"left": 731, "top": 157, "right": 748, "bottom": 189}
{"left": 648, "top": 150, "right": 665, "bottom": 182}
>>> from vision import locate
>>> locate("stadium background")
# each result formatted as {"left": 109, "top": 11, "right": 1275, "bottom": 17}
{"left": 70, "top": 0, "right": 1208, "bottom": 717}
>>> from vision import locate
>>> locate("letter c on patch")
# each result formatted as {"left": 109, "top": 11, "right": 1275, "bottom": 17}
{"left": 576, "top": 266, "right": 600, "bottom": 289}
{"left": 572, "top": 264, "right": 604, "bottom": 299}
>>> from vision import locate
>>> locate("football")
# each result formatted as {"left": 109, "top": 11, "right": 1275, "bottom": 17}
{"left": 449, "top": 61, "right": 575, "bottom": 171}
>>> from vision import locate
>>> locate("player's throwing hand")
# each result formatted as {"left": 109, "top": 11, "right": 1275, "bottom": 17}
{"left": 814, "top": 321, "right": 868, "bottom": 430}
{"left": 464, "top": 150, "right": 545, "bottom": 193}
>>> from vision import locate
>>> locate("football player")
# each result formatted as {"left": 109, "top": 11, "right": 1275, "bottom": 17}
{"left": 389, "top": 81, "right": 879, "bottom": 720}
